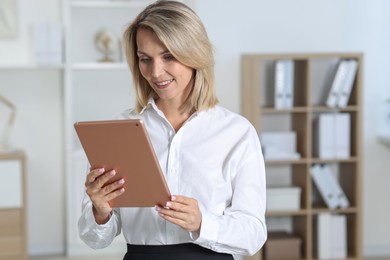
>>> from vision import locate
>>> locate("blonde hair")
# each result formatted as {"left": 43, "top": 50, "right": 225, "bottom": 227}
{"left": 123, "top": 0, "right": 218, "bottom": 113}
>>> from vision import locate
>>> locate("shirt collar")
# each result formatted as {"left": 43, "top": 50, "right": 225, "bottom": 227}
{"left": 139, "top": 98, "right": 155, "bottom": 114}
{"left": 139, "top": 97, "right": 201, "bottom": 122}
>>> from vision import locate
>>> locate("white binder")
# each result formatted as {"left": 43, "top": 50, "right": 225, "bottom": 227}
{"left": 317, "top": 213, "right": 347, "bottom": 259}
{"left": 337, "top": 59, "right": 358, "bottom": 108}
{"left": 326, "top": 60, "right": 349, "bottom": 108}
{"left": 322, "top": 165, "right": 350, "bottom": 208}
{"left": 33, "top": 23, "right": 49, "bottom": 64}
{"left": 48, "top": 24, "right": 63, "bottom": 64}
{"left": 274, "top": 60, "right": 286, "bottom": 109}
{"left": 284, "top": 60, "right": 294, "bottom": 108}
{"left": 274, "top": 60, "right": 294, "bottom": 109}
{"left": 311, "top": 164, "right": 339, "bottom": 209}
{"left": 317, "top": 113, "right": 334, "bottom": 159}
{"left": 335, "top": 113, "right": 351, "bottom": 159}
{"left": 317, "top": 213, "right": 332, "bottom": 259}
{"left": 331, "top": 214, "right": 347, "bottom": 258}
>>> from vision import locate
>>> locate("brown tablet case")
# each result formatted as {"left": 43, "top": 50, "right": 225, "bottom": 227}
{"left": 74, "top": 119, "right": 171, "bottom": 208}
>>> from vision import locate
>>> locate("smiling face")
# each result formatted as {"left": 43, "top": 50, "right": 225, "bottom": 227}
{"left": 136, "top": 28, "right": 194, "bottom": 107}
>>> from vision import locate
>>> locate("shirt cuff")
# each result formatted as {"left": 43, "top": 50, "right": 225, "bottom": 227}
{"left": 84, "top": 202, "right": 115, "bottom": 229}
{"left": 190, "top": 211, "right": 219, "bottom": 249}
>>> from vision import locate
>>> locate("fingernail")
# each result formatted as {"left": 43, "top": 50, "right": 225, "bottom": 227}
{"left": 118, "top": 179, "right": 124, "bottom": 184}
{"left": 120, "top": 188, "right": 125, "bottom": 193}
{"left": 166, "top": 201, "right": 172, "bottom": 207}
{"left": 171, "top": 195, "right": 176, "bottom": 201}
{"left": 110, "top": 170, "right": 116, "bottom": 176}
{"left": 98, "top": 168, "right": 105, "bottom": 174}
{"left": 154, "top": 205, "right": 161, "bottom": 212}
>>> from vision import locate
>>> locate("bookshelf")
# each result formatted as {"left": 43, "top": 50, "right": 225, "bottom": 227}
{"left": 241, "top": 53, "right": 363, "bottom": 260}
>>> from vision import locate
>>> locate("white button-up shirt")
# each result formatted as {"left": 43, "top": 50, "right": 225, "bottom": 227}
{"left": 78, "top": 99, "right": 267, "bottom": 256}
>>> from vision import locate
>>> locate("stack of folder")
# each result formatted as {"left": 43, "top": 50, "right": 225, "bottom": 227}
{"left": 315, "top": 113, "right": 351, "bottom": 159}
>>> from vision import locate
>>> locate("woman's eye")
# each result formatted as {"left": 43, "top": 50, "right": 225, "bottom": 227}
{"left": 139, "top": 58, "right": 151, "bottom": 64}
{"left": 164, "top": 55, "right": 174, "bottom": 61}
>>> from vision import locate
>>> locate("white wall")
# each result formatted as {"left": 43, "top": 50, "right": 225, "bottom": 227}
{"left": 1, "top": 0, "right": 390, "bottom": 257}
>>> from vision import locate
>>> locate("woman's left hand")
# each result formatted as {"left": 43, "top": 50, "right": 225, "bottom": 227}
{"left": 155, "top": 195, "right": 202, "bottom": 234}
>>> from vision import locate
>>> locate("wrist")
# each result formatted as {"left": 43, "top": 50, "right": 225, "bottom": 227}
{"left": 93, "top": 206, "right": 111, "bottom": 224}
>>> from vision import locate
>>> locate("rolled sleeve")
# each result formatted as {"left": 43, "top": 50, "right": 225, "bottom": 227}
{"left": 78, "top": 193, "right": 121, "bottom": 249}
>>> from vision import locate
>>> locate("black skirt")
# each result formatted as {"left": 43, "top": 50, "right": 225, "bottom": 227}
{"left": 124, "top": 243, "right": 234, "bottom": 260}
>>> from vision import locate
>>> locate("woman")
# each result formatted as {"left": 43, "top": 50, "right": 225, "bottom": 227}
{"left": 78, "top": 1, "right": 267, "bottom": 259}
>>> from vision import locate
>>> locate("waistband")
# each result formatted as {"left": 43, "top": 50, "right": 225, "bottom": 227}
{"left": 126, "top": 243, "right": 217, "bottom": 254}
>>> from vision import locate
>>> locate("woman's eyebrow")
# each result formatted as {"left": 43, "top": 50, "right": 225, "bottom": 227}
{"left": 137, "top": 50, "right": 170, "bottom": 56}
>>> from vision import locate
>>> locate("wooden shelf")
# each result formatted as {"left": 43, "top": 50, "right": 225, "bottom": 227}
{"left": 310, "top": 157, "right": 358, "bottom": 164}
{"left": 311, "top": 105, "right": 359, "bottom": 112}
{"left": 241, "top": 53, "right": 363, "bottom": 260}
{"left": 312, "top": 207, "right": 358, "bottom": 214}
{"left": 70, "top": 62, "right": 129, "bottom": 70}
{"left": 70, "top": 0, "right": 153, "bottom": 8}
{"left": 0, "top": 64, "right": 64, "bottom": 70}
{"left": 266, "top": 209, "right": 308, "bottom": 217}
{"left": 261, "top": 107, "right": 309, "bottom": 113}
{"left": 265, "top": 159, "right": 308, "bottom": 165}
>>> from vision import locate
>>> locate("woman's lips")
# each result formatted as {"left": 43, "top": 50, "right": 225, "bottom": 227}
{"left": 155, "top": 79, "right": 174, "bottom": 89}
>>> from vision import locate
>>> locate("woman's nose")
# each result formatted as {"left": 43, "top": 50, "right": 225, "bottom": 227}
{"left": 152, "top": 60, "right": 164, "bottom": 78}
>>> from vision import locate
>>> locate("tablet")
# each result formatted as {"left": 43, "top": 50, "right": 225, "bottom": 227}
{"left": 74, "top": 119, "right": 170, "bottom": 208}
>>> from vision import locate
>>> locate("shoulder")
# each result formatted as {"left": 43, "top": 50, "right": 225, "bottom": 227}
{"left": 207, "top": 105, "right": 254, "bottom": 131}
{"left": 200, "top": 105, "right": 259, "bottom": 145}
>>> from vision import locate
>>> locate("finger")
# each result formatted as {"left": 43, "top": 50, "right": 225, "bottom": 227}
{"left": 93, "top": 170, "right": 116, "bottom": 189}
{"left": 160, "top": 214, "right": 187, "bottom": 227}
{"left": 165, "top": 201, "right": 186, "bottom": 212}
{"left": 157, "top": 207, "right": 187, "bottom": 221}
{"left": 85, "top": 168, "right": 105, "bottom": 186}
{"left": 169, "top": 195, "right": 188, "bottom": 204}
{"left": 101, "top": 178, "right": 125, "bottom": 195}
{"left": 104, "top": 187, "right": 125, "bottom": 201}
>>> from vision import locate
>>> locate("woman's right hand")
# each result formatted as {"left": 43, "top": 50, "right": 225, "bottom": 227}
{"left": 85, "top": 168, "right": 125, "bottom": 224}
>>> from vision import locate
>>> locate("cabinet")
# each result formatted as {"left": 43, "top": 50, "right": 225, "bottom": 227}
{"left": 0, "top": 151, "right": 27, "bottom": 260}
{"left": 241, "top": 53, "right": 362, "bottom": 260}
{"left": 63, "top": 0, "right": 153, "bottom": 255}
{"left": 63, "top": 0, "right": 193, "bottom": 255}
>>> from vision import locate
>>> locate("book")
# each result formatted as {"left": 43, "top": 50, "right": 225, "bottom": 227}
{"left": 317, "top": 113, "right": 334, "bottom": 159}
{"left": 317, "top": 213, "right": 347, "bottom": 259}
{"left": 47, "top": 24, "right": 63, "bottom": 64}
{"left": 33, "top": 23, "right": 49, "bottom": 64}
{"left": 260, "top": 131, "right": 301, "bottom": 160}
{"left": 326, "top": 60, "right": 349, "bottom": 108}
{"left": 311, "top": 164, "right": 350, "bottom": 209}
{"left": 335, "top": 113, "right": 351, "bottom": 158}
{"left": 337, "top": 59, "right": 358, "bottom": 108}
{"left": 311, "top": 164, "right": 339, "bottom": 209}
{"left": 322, "top": 164, "right": 350, "bottom": 208}
{"left": 331, "top": 214, "right": 347, "bottom": 258}
{"left": 317, "top": 213, "right": 332, "bottom": 259}
{"left": 274, "top": 60, "right": 294, "bottom": 109}
{"left": 284, "top": 60, "right": 294, "bottom": 108}
{"left": 316, "top": 113, "right": 351, "bottom": 159}
{"left": 33, "top": 23, "right": 63, "bottom": 64}
{"left": 274, "top": 60, "right": 286, "bottom": 109}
